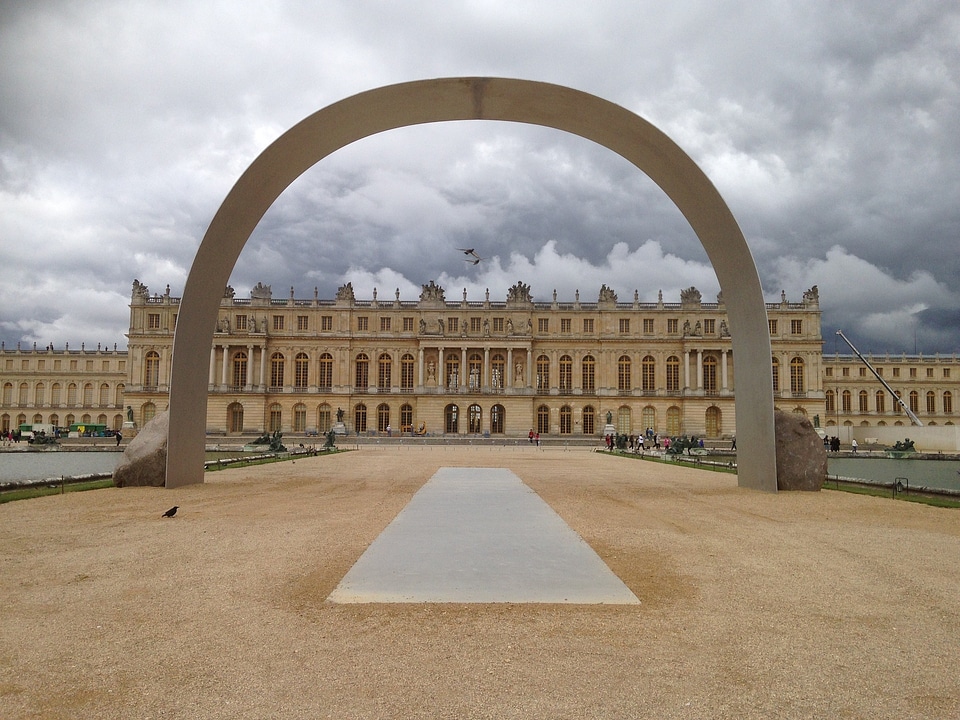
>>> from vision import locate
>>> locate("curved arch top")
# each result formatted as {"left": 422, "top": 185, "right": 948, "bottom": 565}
{"left": 166, "top": 77, "right": 777, "bottom": 490}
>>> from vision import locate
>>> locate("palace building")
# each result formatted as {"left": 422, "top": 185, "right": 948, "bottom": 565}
{"left": 2, "top": 279, "right": 956, "bottom": 440}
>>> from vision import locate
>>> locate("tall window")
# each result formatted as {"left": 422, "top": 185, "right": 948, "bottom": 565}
{"left": 83, "top": 383, "right": 94, "bottom": 405}
{"left": 144, "top": 351, "right": 160, "bottom": 388}
{"left": 51, "top": 383, "right": 61, "bottom": 406}
{"left": 293, "top": 403, "right": 307, "bottom": 432}
{"left": 295, "top": 353, "right": 309, "bottom": 389}
{"left": 490, "top": 404, "right": 505, "bottom": 434}
{"left": 619, "top": 319, "right": 630, "bottom": 334}
{"left": 98, "top": 383, "right": 109, "bottom": 406}
{"left": 270, "top": 353, "right": 285, "bottom": 388}
{"left": 272, "top": 315, "right": 284, "bottom": 331}
{"left": 618, "top": 355, "right": 631, "bottom": 392}
{"left": 67, "top": 383, "right": 78, "bottom": 406}
{"left": 445, "top": 404, "right": 459, "bottom": 433}
{"left": 582, "top": 356, "right": 596, "bottom": 392}
{"left": 468, "top": 404, "right": 482, "bottom": 433}
{"left": 377, "top": 403, "right": 390, "bottom": 432}
{"left": 232, "top": 351, "right": 248, "bottom": 387}
{"left": 666, "top": 356, "right": 680, "bottom": 392}
{"left": 617, "top": 406, "right": 631, "bottom": 434}
{"left": 538, "top": 318, "right": 549, "bottom": 333}
{"left": 791, "top": 319, "right": 802, "bottom": 334}
{"left": 582, "top": 406, "right": 595, "bottom": 434}
{"left": 642, "top": 406, "right": 656, "bottom": 432}
{"left": 559, "top": 406, "right": 572, "bottom": 434}
{"left": 297, "top": 315, "right": 309, "bottom": 331}
{"left": 35, "top": 383, "right": 45, "bottom": 406}
{"left": 229, "top": 403, "right": 244, "bottom": 433}
{"left": 269, "top": 403, "right": 282, "bottom": 432}
{"left": 703, "top": 356, "right": 718, "bottom": 393}
{"left": 666, "top": 406, "right": 681, "bottom": 435}
{"left": 909, "top": 391, "right": 919, "bottom": 414}
{"left": 400, "top": 404, "right": 413, "bottom": 431}
{"left": 825, "top": 390, "right": 835, "bottom": 414}
{"left": 859, "top": 390, "right": 869, "bottom": 412}
{"left": 356, "top": 316, "right": 368, "bottom": 331}
{"left": 491, "top": 354, "right": 505, "bottom": 390}
{"left": 354, "top": 403, "right": 367, "bottom": 432}
{"left": 468, "top": 353, "right": 482, "bottom": 390}
{"left": 377, "top": 353, "right": 392, "bottom": 391}
{"left": 318, "top": 404, "right": 332, "bottom": 433}
{"left": 400, "top": 354, "right": 415, "bottom": 390}
{"left": 583, "top": 318, "right": 594, "bottom": 333}
{"left": 875, "top": 390, "right": 886, "bottom": 413}
{"left": 790, "top": 357, "right": 805, "bottom": 395}
{"left": 641, "top": 356, "right": 656, "bottom": 392}
{"left": 705, "top": 406, "right": 720, "bottom": 437}
{"left": 445, "top": 353, "right": 460, "bottom": 389}
{"left": 355, "top": 353, "right": 369, "bottom": 389}
{"left": 944, "top": 391, "right": 953, "bottom": 414}
{"left": 537, "top": 404, "right": 550, "bottom": 434}
{"left": 667, "top": 318, "right": 679, "bottom": 334}
{"left": 321, "top": 315, "right": 333, "bottom": 331}
{"left": 379, "top": 317, "right": 391, "bottom": 332}
{"left": 559, "top": 355, "right": 572, "bottom": 392}
{"left": 536, "top": 355, "right": 550, "bottom": 391}
{"left": 926, "top": 391, "right": 936, "bottom": 413}
{"left": 318, "top": 353, "right": 333, "bottom": 389}
{"left": 771, "top": 358, "right": 780, "bottom": 393}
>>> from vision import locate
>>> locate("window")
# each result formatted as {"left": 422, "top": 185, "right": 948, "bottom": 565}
{"left": 536, "top": 355, "right": 550, "bottom": 390}
{"left": 354, "top": 404, "right": 367, "bottom": 433}
{"left": 468, "top": 354, "right": 482, "bottom": 390}
{"left": 825, "top": 367, "right": 833, "bottom": 377}
{"left": 559, "top": 355, "right": 573, "bottom": 392}
{"left": 148, "top": 313, "right": 161, "bottom": 329}
{"left": 641, "top": 355, "right": 655, "bottom": 392}
{"left": 926, "top": 391, "right": 936, "bottom": 413}
{"left": 357, "top": 316, "right": 368, "bottom": 331}
{"left": 293, "top": 403, "right": 307, "bottom": 432}
{"left": 269, "top": 403, "right": 282, "bottom": 432}
{"left": 892, "top": 367, "right": 900, "bottom": 378}
{"left": 377, "top": 403, "right": 390, "bottom": 432}
{"left": 377, "top": 354, "right": 392, "bottom": 391}
{"left": 790, "top": 357, "right": 805, "bottom": 395}
{"left": 643, "top": 318, "right": 654, "bottom": 334}
{"left": 83, "top": 382, "right": 94, "bottom": 406}
{"left": 666, "top": 406, "right": 681, "bottom": 435}
{"left": 559, "top": 406, "right": 572, "bottom": 434}
{"left": 400, "top": 404, "right": 413, "bottom": 431}
{"left": 236, "top": 315, "right": 247, "bottom": 330}
{"left": 703, "top": 356, "right": 718, "bottom": 393}
{"left": 67, "top": 383, "right": 78, "bottom": 406}
{"left": 273, "top": 315, "right": 284, "bottom": 331}
{"left": 403, "top": 317, "right": 414, "bottom": 332}
{"left": 909, "top": 391, "right": 919, "bottom": 413}
{"left": 560, "top": 318, "right": 571, "bottom": 333}
{"left": 859, "top": 391, "right": 869, "bottom": 412}
{"left": 490, "top": 404, "right": 505, "bottom": 434}
{"left": 582, "top": 406, "right": 595, "bottom": 434}
{"left": 297, "top": 315, "right": 309, "bottom": 331}
{"left": 842, "top": 367, "right": 850, "bottom": 377}
{"left": 859, "top": 367, "right": 867, "bottom": 377}
{"left": 468, "top": 404, "right": 482, "bottom": 434}
{"left": 617, "top": 406, "right": 631, "bottom": 434}
{"left": 537, "top": 405, "right": 550, "bottom": 434}
{"left": 445, "top": 353, "right": 460, "bottom": 389}
{"left": 471, "top": 317, "right": 482, "bottom": 333}
{"left": 232, "top": 351, "right": 247, "bottom": 387}
{"left": 582, "top": 356, "right": 596, "bottom": 392}
{"left": 642, "top": 406, "right": 656, "bottom": 433}
{"left": 491, "top": 354, "right": 505, "bottom": 389}
{"left": 926, "top": 367, "right": 934, "bottom": 378}
{"left": 842, "top": 390, "right": 851, "bottom": 412}
{"left": 703, "top": 319, "right": 715, "bottom": 334}
{"left": 493, "top": 317, "right": 504, "bottom": 333}
{"left": 318, "top": 405, "right": 332, "bottom": 434}
{"left": 791, "top": 319, "right": 802, "bottom": 335}
{"left": 35, "top": 383, "right": 45, "bottom": 406}
{"left": 228, "top": 403, "right": 244, "bottom": 433}
{"left": 445, "top": 404, "right": 459, "bottom": 433}
{"left": 876, "top": 390, "right": 886, "bottom": 413}
{"left": 945, "top": 369, "right": 951, "bottom": 379}
{"left": 51, "top": 383, "right": 61, "bottom": 405}
{"left": 355, "top": 353, "right": 369, "bottom": 389}
{"left": 619, "top": 318, "right": 630, "bottom": 334}
{"left": 400, "top": 354, "right": 415, "bottom": 390}
{"left": 448, "top": 317, "right": 458, "bottom": 333}
{"left": 945, "top": 391, "right": 953, "bottom": 414}
{"left": 768, "top": 319, "right": 778, "bottom": 335}
{"left": 318, "top": 353, "right": 333, "bottom": 389}
{"left": 321, "top": 315, "right": 333, "bottom": 331}
{"left": 666, "top": 356, "right": 680, "bottom": 392}
{"left": 144, "top": 351, "right": 160, "bottom": 388}
{"left": 825, "top": 390, "right": 835, "bottom": 414}
{"left": 270, "top": 353, "right": 285, "bottom": 388}
{"left": 295, "top": 353, "right": 309, "bottom": 389}
{"left": 667, "top": 318, "right": 679, "bottom": 334}
{"left": 583, "top": 318, "right": 594, "bottom": 333}
{"left": 618, "top": 355, "right": 631, "bottom": 391}
{"left": 380, "top": 316, "right": 391, "bottom": 332}
{"left": 538, "top": 318, "right": 549, "bottom": 333}
{"left": 909, "top": 367, "right": 917, "bottom": 378}
{"left": 771, "top": 358, "right": 780, "bottom": 393}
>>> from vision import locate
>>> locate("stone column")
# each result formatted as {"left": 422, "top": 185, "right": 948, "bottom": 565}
{"left": 721, "top": 349, "right": 729, "bottom": 391}
{"left": 483, "top": 346, "right": 490, "bottom": 389}
{"left": 461, "top": 347, "right": 467, "bottom": 388}
{"left": 209, "top": 347, "right": 217, "bottom": 387}
{"left": 258, "top": 345, "right": 266, "bottom": 389}
{"left": 527, "top": 347, "right": 533, "bottom": 389}
{"left": 246, "top": 344, "right": 254, "bottom": 390}
{"left": 696, "top": 349, "right": 703, "bottom": 390}
{"left": 684, "top": 349, "right": 691, "bottom": 390}
{"left": 418, "top": 347, "right": 424, "bottom": 390}
{"left": 220, "top": 345, "right": 229, "bottom": 387}
{"left": 506, "top": 348, "right": 513, "bottom": 388}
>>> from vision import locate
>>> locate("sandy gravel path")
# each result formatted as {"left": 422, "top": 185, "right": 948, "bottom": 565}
{"left": 1, "top": 446, "right": 958, "bottom": 719}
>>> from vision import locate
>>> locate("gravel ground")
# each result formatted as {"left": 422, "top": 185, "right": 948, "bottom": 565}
{"left": 1, "top": 445, "right": 958, "bottom": 719}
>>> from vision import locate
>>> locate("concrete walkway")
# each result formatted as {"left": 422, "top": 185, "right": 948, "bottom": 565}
{"left": 328, "top": 467, "right": 640, "bottom": 604}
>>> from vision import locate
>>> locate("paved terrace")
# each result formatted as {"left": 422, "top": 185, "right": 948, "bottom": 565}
{"left": 1, "top": 446, "right": 958, "bottom": 719}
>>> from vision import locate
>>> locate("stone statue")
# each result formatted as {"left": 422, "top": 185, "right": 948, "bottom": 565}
{"left": 336, "top": 407, "right": 344, "bottom": 423}
{"left": 598, "top": 284, "right": 618, "bottom": 304}
{"left": 427, "top": 361, "right": 436, "bottom": 381}
{"left": 419, "top": 318, "right": 426, "bottom": 334}
{"left": 606, "top": 410, "right": 613, "bottom": 425}
{"left": 126, "top": 406, "right": 134, "bottom": 423}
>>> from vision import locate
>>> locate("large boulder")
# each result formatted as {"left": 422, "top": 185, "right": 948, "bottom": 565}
{"left": 113, "top": 410, "right": 169, "bottom": 487}
{"left": 775, "top": 409, "right": 827, "bottom": 491}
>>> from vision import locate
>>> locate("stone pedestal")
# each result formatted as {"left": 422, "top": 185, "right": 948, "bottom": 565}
{"left": 121, "top": 420, "right": 137, "bottom": 438}
{"left": 603, "top": 424, "right": 617, "bottom": 437}
{"left": 332, "top": 422, "right": 347, "bottom": 435}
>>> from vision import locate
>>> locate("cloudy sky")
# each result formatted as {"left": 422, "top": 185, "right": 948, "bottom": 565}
{"left": 2, "top": 1, "right": 958, "bottom": 356}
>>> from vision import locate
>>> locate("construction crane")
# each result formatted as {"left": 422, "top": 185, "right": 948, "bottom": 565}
{"left": 835, "top": 330, "right": 923, "bottom": 426}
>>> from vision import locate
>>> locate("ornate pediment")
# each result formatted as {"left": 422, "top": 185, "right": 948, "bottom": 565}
{"left": 506, "top": 281, "right": 533, "bottom": 306}
{"left": 680, "top": 286, "right": 702, "bottom": 308}
{"left": 335, "top": 282, "right": 356, "bottom": 306}
{"left": 597, "top": 284, "right": 618, "bottom": 305}
{"left": 418, "top": 280, "right": 446, "bottom": 307}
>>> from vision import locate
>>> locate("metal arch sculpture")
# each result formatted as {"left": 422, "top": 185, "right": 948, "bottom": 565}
{"left": 166, "top": 78, "right": 777, "bottom": 491}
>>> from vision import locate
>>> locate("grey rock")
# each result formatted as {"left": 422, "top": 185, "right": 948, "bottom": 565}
{"left": 113, "top": 410, "right": 169, "bottom": 487}
{"left": 775, "top": 409, "right": 827, "bottom": 491}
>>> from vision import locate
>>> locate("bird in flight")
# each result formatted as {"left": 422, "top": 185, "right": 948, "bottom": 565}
{"left": 162, "top": 506, "right": 179, "bottom": 518}
{"left": 457, "top": 247, "right": 484, "bottom": 265}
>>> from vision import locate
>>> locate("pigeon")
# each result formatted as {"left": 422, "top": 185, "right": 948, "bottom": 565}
{"left": 457, "top": 247, "right": 484, "bottom": 264}
{"left": 162, "top": 506, "right": 179, "bottom": 518}
{"left": 456, "top": 247, "right": 476, "bottom": 255}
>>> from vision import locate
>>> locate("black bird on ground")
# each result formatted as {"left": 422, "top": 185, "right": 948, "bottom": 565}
{"left": 162, "top": 506, "right": 179, "bottom": 518}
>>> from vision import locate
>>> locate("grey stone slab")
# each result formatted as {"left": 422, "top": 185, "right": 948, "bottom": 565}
{"left": 328, "top": 467, "right": 640, "bottom": 604}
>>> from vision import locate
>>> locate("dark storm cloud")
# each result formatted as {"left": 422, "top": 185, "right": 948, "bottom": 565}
{"left": 1, "top": 1, "right": 958, "bottom": 353}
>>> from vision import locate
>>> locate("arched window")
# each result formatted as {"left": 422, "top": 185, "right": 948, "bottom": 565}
{"left": 355, "top": 353, "right": 369, "bottom": 389}
{"left": 318, "top": 404, "right": 332, "bottom": 433}
{"left": 490, "top": 404, "right": 505, "bottom": 434}
{"left": 400, "top": 354, "right": 415, "bottom": 390}
{"left": 445, "top": 404, "right": 459, "bottom": 433}
{"left": 582, "top": 405, "right": 595, "bottom": 435}
{"left": 945, "top": 391, "right": 953, "bottom": 414}
{"left": 771, "top": 357, "right": 780, "bottom": 393}
{"left": 83, "top": 383, "right": 94, "bottom": 406}
{"left": 703, "top": 355, "right": 718, "bottom": 394}
{"left": 270, "top": 353, "right": 285, "bottom": 388}
{"left": 354, "top": 403, "right": 368, "bottom": 433}
{"left": 51, "top": 383, "right": 61, "bottom": 406}
{"left": 377, "top": 403, "right": 390, "bottom": 432}
{"left": 926, "top": 391, "right": 936, "bottom": 413}
{"left": 400, "top": 404, "right": 413, "bottom": 431}
{"left": 445, "top": 353, "right": 459, "bottom": 390}
{"left": 67, "top": 383, "right": 78, "bottom": 406}
{"left": 49, "top": 413, "right": 59, "bottom": 428}
{"left": 859, "top": 390, "right": 869, "bottom": 413}
{"left": 468, "top": 404, "right": 482, "bottom": 433}
{"left": 269, "top": 403, "right": 282, "bottom": 432}
{"left": 468, "top": 354, "right": 482, "bottom": 391}
{"left": 842, "top": 390, "right": 852, "bottom": 412}
{"left": 144, "top": 351, "right": 160, "bottom": 388}
{"left": 2, "top": 383, "right": 12, "bottom": 405}
{"left": 825, "top": 390, "right": 835, "bottom": 414}
{"left": 790, "top": 357, "right": 805, "bottom": 395}
{"left": 293, "top": 403, "right": 307, "bottom": 432}
{"left": 142, "top": 402, "right": 156, "bottom": 425}
{"left": 98, "top": 383, "right": 109, "bottom": 406}
{"left": 491, "top": 354, "right": 505, "bottom": 390}
{"left": 537, "top": 404, "right": 550, "bottom": 434}
{"left": 227, "top": 402, "right": 244, "bottom": 433}
{"left": 875, "top": 390, "right": 886, "bottom": 413}
{"left": 114, "top": 384, "right": 124, "bottom": 406}
{"left": 642, "top": 406, "right": 656, "bottom": 432}
{"left": 232, "top": 351, "right": 248, "bottom": 388}
{"left": 666, "top": 406, "right": 682, "bottom": 436}
{"left": 35, "top": 383, "right": 46, "bottom": 406}
{"left": 559, "top": 405, "right": 572, "bottom": 434}
{"left": 581, "top": 355, "right": 596, "bottom": 393}
{"left": 377, "top": 353, "right": 392, "bottom": 391}
{"left": 641, "top": 355, "right": 656, "bottom": 392}
{"left": 536, "top": 355, "right": 550, "bottom": 391}
{"left": 705, "top": 406, "right": 721, "bottom": 437}
{"left": 666, "top": 356, "right": 680, "bottom": 392}
{"left": 617, "top": 405, "right": 631, "bottom": 434}
{"left": 893, "top": 390, "right": 903, "bottom": 415}
{"left": 17, "top": 383, "right": 27, "bottom": 406}
{"left": 617, "top": 355, "right": 631, "bottom": 392}
{"left": 559, "top": 355, "right": 573, "bottom": 392}
{"left": 295, "top": 353, "right": 309, "bottom": 389}
{"left": 318, "top": 353, "right": 333, "bottom": 389}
